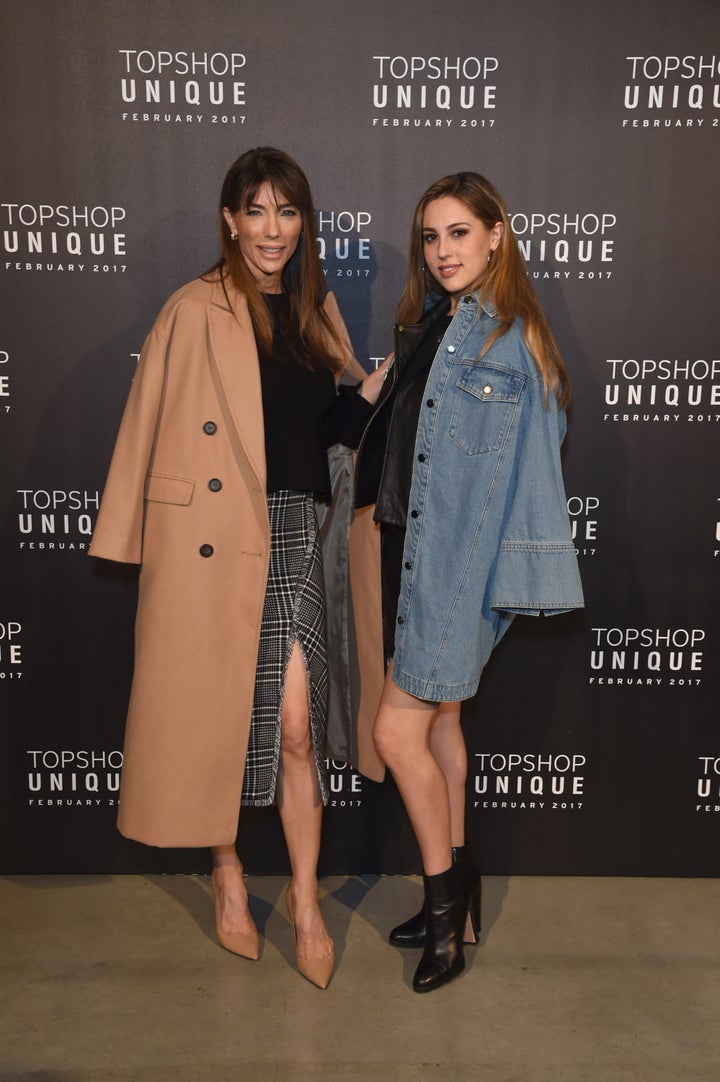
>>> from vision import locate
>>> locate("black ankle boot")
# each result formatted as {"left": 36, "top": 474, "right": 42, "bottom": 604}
{"left": 388, "top": 844, "right": 481, "bottom": 949}
{"left": 454, "top": 843, "right": 482, "bottom": 945}
{"left": 388, "top": 903, "right": 425, "bottom": 948}
{"left": 412, "top": 864, "right": 467, "bottom": 993}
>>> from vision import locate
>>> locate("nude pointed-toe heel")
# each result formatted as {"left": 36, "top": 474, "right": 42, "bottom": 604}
{"left": 216, "top": 925, "right": 260, "bottom": 960}
{"left": 285, "top": 885, "right": 334, "bottom": 989}
{"left": 211, "top": 869, "right": 260, "bottom": 961}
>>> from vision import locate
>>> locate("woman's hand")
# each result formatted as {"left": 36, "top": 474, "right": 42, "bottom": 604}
{"left": 358, "top": 353, "right": 394, "bottom": 406}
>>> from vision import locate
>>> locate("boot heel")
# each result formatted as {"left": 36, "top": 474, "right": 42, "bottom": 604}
{"left": 464, "top": 879, "right": 481, "bottom": 944}
{"left": 452, "top": 844, "right": 481, "bottom": 945}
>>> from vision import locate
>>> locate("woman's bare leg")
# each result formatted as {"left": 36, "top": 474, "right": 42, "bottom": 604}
{"left": 429, "top": 702, "right": 466, "bottom": 849}
{"left": 276, "top": 640, "right": 333, "bottom": 960}
{"left": 210, "top": 845, "right": 257, "bottom": 937}
{"left": 373, "top": 663, "right": 453, "bottom": 875}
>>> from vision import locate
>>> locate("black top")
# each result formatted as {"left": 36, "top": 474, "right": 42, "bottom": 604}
{"left": 259, "top": 293, "right": 372, "bottom": 497}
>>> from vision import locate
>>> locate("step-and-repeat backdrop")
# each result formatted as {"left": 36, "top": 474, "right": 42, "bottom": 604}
{"left": 1, "top": 0, "right": 719, "bottom": 875}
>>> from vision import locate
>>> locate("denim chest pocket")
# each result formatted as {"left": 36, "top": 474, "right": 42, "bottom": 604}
{"left": 449, "top": 364, "right": 525, "bottom": 456}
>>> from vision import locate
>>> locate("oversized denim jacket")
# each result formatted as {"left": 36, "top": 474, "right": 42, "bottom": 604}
{"left": 388, "top": 291, "right": 584, "bottom": 702}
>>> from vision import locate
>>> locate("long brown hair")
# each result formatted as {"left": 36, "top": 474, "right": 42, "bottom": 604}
{"left": 205, "top": 147, "right": 342, "bottom": 372}
{"left": 397, "top": 172, "right": 570, "bottom": 407}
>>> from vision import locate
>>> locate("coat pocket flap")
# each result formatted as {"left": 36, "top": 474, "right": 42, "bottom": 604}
{"left": 144, "top": 474, "right": 195, "bottom": 505}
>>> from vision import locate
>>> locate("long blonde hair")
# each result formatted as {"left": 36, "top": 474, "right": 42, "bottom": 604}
{"left": 398, "top": 172, "right": 570, "bottom": 407}
{"left": 205, "top": 147, "right": 342, "bottom": 372}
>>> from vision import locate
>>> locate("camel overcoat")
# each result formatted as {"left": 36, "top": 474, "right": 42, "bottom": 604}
{"left": 89, "top": 275, "right": 384, "bottom": 847}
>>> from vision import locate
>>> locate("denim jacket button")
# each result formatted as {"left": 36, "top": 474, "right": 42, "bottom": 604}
{"left": 397, "top": 616, "right": 404, "bottom": 625}
{"left": 417, "top": 453, "right": 426, "bottom": 462}
{"left": 426, "top": 398, "right": 435, "bottom": 407}
{"left": 410, "top": 509, "right": 419, "bottom": 518}
{"left": 447, "top": 345, "right": 455, "bottom": 353}
{"left": 482, "top": 384, "right": 493, "bottom": 395}
{"left": 404, "top": 561, "right": 412, "bottom": 570}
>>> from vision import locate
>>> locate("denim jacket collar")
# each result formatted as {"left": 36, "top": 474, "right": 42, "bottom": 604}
{"left": 454, "top": 290, "right": 497, "bottom": 320}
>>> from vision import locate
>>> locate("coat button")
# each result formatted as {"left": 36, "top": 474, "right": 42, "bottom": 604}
{"left": 417, "top": 453, "right": 426, "bottom": 462}
{"left": 199, "top": 544, "right": 214, "bottom": 557}
{"left": 426, "top": 398, "right": 435, "bottom": 407}
{"left": 208, "top": 478, "right": 223, "bottom": 492}
{"left": 410, "top": 509, "right": 419, "bottom": 518}
{"left": 404, "top": 561, "right": 412, "bottom": 570}
{"left": 203, "top": 421, "right": 217, "bottom": 435}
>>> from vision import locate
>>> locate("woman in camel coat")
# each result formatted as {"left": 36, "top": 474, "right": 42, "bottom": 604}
{"left": 90, "top": 148, "right": 385, "bottom": 988}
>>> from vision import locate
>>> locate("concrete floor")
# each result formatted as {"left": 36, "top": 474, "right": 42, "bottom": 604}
{"left": 1, "top": 874, "right": 719, "bottom": 1081}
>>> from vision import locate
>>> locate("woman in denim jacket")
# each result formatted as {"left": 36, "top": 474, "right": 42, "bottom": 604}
{"left": 356, "top": 172, "right": 583, "bottom": 993}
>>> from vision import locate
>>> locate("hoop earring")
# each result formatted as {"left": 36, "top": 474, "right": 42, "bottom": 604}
{"left": 230, "top": 230, "right": 239, "bottom": 242}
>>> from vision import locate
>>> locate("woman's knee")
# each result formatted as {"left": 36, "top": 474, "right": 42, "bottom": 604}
{"left": 281, "top": 709, "right": 312, "bottom": 759}
{"left": 280, "top": 642, "right": 313, "bottom": 759}
{"left": 373, "top": 711, "right": 409, "bottom": 767}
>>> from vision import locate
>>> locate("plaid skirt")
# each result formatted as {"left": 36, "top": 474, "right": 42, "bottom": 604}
{"left": 241, "top": 490, "right": 329, "bottom": 806}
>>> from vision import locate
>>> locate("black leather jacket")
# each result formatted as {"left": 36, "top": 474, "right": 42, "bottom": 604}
{"left": 355, "top": 297, "right": 451, "bottom": 511}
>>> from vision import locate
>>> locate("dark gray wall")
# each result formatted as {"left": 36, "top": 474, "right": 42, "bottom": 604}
{"left": 1, "top": 0, "right": 719, "bottom": 874}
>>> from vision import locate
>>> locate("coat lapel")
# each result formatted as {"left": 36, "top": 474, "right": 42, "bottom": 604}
{"left": 206, "top": 276, "right": 267, "bottom": 492}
